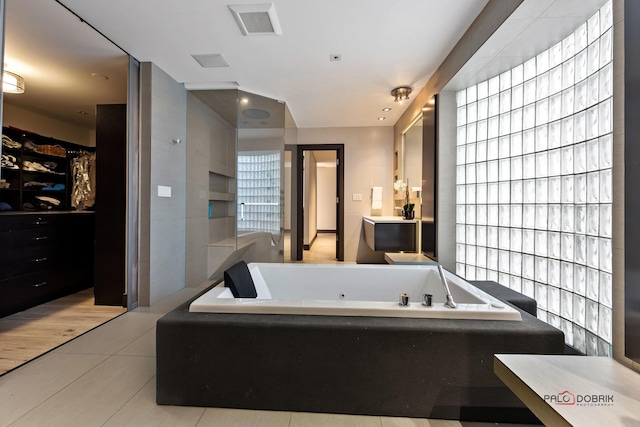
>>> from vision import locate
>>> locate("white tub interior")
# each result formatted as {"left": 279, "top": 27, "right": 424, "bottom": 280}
{"left": 190, "top": 263, "right": 522, "bottom": 321}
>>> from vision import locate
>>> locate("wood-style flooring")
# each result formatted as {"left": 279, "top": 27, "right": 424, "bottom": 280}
{"left": 284, "top": 232, "right": 343, "bottom": 264}
{"left": 0, "top": 288, "right": 126, "bottom": 376}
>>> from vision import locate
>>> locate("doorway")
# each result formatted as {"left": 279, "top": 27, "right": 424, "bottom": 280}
{"left": 294, "top": 145, "right": 344, "bottom": 262}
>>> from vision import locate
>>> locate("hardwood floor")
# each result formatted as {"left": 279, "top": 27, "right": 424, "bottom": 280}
{"left": 0, "top": 288, "right": 126, "bottom": 376}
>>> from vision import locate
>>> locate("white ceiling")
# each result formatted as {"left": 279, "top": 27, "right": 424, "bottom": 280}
{"left": 54, "top": 0, "right": 490, "bottom": 128}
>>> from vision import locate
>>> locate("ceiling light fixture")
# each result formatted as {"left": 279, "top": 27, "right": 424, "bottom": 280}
{"left": 3, "top": 69, "right": 25, "bottom": 94}
{"left": 391, "top": 86, "right": 412, "bottom": 104}
{"left": 382, "top": 107, "right": 391, "bottom": 112}
{"left": 378, "top": 117, "right": 386, "bottom": 121}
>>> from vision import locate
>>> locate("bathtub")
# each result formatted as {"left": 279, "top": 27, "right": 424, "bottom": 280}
{"left": 189, "top": 263, "right": 521, "bottom": 321}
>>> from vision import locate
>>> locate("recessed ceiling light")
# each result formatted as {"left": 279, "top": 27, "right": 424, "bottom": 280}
{"left": 378, "top": 117, "right": 386, "bottom": 121}
{"left": 241, "top": 98, "right": 249, "bottom": 104}
{"left": 382, "top": 107, "right": 391, "bottom": 112}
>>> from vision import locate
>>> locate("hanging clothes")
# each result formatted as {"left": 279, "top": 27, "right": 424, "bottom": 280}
{"left": 71, "top": 152, "right": 96, "bottom": 209}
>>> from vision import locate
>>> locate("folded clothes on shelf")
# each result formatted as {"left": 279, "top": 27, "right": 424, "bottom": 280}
{"left": 42, "top": 183, "right": 65, "bottom": 191}
{"left": 24, "top": 180, "right": 54, "bottom": 188}
{"left": 36, "top": 195, "right": 61, "bottom": 206}
{"left": 1, "top": 153, "right": 19, "bottom": 169}
{"left": 22, "top": 160, "right": 64, "bottom": 175}
{"left": 2, "top": 134, "right": 21, "bottom": 150}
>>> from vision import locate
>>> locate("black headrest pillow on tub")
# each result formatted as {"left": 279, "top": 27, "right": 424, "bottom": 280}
{"left": 223, "top": 260, "right": 258, "bottom": 298}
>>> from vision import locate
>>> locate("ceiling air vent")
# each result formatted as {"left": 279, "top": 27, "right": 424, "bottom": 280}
{"left": 228, "top": 4, "right": 282, "bottom": 36}
{"left": 192, "top": 53, "right": 231, "bottom": 68}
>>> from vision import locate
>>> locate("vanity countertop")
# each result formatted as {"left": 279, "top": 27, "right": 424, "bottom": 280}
{"left": 362, "top": 215, "right": 418, "bottom": 223}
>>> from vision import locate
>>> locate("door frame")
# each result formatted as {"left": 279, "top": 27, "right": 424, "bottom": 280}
{"left": 295, "top": 144, "right": 344, "bottom": 261}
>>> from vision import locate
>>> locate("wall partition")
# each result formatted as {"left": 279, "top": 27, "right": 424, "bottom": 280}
{"left": 455, "top": 1, "right": 613, "bottom": 356}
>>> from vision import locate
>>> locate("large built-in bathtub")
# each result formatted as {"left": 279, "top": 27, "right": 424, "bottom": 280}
{"left": 189, "top": 263, "right": 522, "bottom": 321}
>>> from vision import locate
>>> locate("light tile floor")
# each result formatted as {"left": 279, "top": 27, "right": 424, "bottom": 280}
{"left": 0, "top": 284, "right": 540, "bottom": 427}
{"left": 284, "top": 232, "right": 344, "bottom": 264}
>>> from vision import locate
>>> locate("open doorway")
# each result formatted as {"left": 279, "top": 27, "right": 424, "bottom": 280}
{"left": 289, "top": 144, "right": 344, "bottom": 262}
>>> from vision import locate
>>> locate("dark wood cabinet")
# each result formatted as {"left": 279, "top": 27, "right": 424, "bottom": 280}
{"left": 0, "top": 212, "right": 94, "bottom": 317}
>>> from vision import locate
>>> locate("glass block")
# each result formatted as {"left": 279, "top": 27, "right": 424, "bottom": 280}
{"left": 562, "top": 204, "right": 575, "bottom": 233}
{"left": 549, "top": 233, "right": 561, "bottom": 259}
{"left": 548, "top": 150, "right": 561, "bottom": 177}
{"left": 457, "top": 146, "right": 466, "bottom": 166}
{"left": 549, "top": 94, "right": 561, "bottom": 124}
{"left": 466, "top": 205, "right": 476, "bottom": 225}
{"left": 586, "top": 138, "right": 599, "bottom": 171}
{"left": 499, "top": 204, "right": 510, "bottom": 227}
{"left": 573, "top": 325, "right": 587, "bottom": 353}
{"left": 548, "top": 205, "right": 561, "bottom": 231}
{"left": 536, "top": 282, "right": 548, "bottom": 310}
{"left": 549, "top": 176, "right": 562, "bottom": 203}
{"left": 476, "top": 183, "right": 487, "bottom": 206}
{"left": 457, "top": 224, "right": 466, "bottom": 243}
{"left": 523, "top": 179, "right": 536, "bottom": 203}
{"left": 575, "top": 48, "right": 588, "bottom": 83}
{"left": 500, "top": 90, "right": 512, "bottom": 114}
{"left": 536, "top": 204, "right": 548, "bottom": 229}
{"left": 586, "top": 332, "right": 598, "bottom": 356}
{"left": 488, "top": 116, "right": 499, "bottom": 139}
{"left": 477, "top": 119, "right": 488, "bottom": 141}
{"left": 600, "top": 169, "right": 612, "bottom": 203}
{"left": 457, "top": 107, "right": 468, "bottom": 126}
{"left": 488, "top": 75, "right": 500, "bottom": 96}
{"left": 512, "top": 64, "right": 524, "bottom": 86}
{"left": 587, "top": 236, "right": 600, "bottom": 270}
{"left": 575, "top": 204, "right": 587, "bottom": 234}
{"left": 477, "top": 225, "right": 487, "bottom": 246}
{"left": 599, "top": 135, "right": 612, "bottom": 168}
{"left": 457, "top": 126, "right": 467, "bottom": 146}
{"left": 523, "top": 205, "right": 536, "bottom": 229}
{"left": 599, "top": 62, "right": 613, "bottom": 101}
{"left": 574, "top": 142, "right": 586, "bottom": 173}
{"left": 511, "top": 157, "right": 523, "bottom": 182}
{"left": 574, "top": 20, "right": 587, "bottom": 51}
{"left": 456, "top": 185, "right": 466, "bottom": 204}
{"left": 587, "top": 205, "right": 599, "bottom": 236}
{"left": 562, "top": 59, "right": 575, "bottom": 91}
{"left": 523, "top": 79, "right": 536, "bottom": 106}
{"left": 464, "top": 144, "right": 475, "bottom": 165}
{"left": 511, "top": 255, "right": 523, "bottom": 280}
{"left": 466, "top": 184, "right": 476, "bottom": 205}
{"left": 549, "top": 65, "right": 562, "bottom": 96}
{"left": 535, "top": 230, "right": 548, "bottom": 257}
{"left": 536, "top": 153, "right": 548, "bottom": 178}
{"left": 476, "top": 140, "right": 487, "bottom": 163}
{"left": 536, "top": 103, "right": 549, "bottom": 130}
{"left": 562, "top": 261, "right": 575, "bottom": 291}
{"left": 476, "top": 267, "right": 487, "bottom": 281}
{"left": 456, "top": 90, "right": 467, "bottom": 107}
{"left": 583, "top": 107, "right": 599, "bottom": 142}
{"left": 561, "top": 146, "right": 574, "bottom": 175}
{"left": 563, "top": 31, "right": 576, "bottom": 61}
{"left": 511, "top": 228, "right": 523, "bottom": 252}
{"left": 488, "top": 95, "right": 500, "bottom": 118}
{"left": 477, "top": 80, "right": 489, "bottom": 100}
{"left": 575, "top": 234, "right": 586, "bottom": 265}
{"left": 549, "top": 120, "right": 562, "bottom": 149}
{"left": 588, "top": 40, "right": 600, "bottom": 77}
{"left": 574, "top": 295, "right": 586, "bottom": 327}
{"left": 523, "top": 57, "right": 537, "bottom": 81}
{"left": 466, "top": 225, "right": 477, "bottom": 245}
{"left": 521, "top": 279, "right": 534, "bottom": 299}
{"left": 523, "top": 155, "right": 535, "bottom": 180}
{"left": 509, "top": 83, "right": 523, "bottom": 110}
{"left": 477, "top": 98, "right": 489, "bottom": 121}
{"left": 510, "top": 132, "right": 522, "bottom": 156}
{"left": 487, "top": 183, "right": 499, "bottom": 205}
{"left": 601, "top": 1, "right": 613, "bottom": 32}
{"left": 499, "top": 229, "right": 510, "bottom": 251}
{"left": 600, "top": 204, "right": 612, "bottom": 238}
{"left": 487, "top": 270, "right": 499, "bottom": 282}
{"left": 548, "top": 285, "right": 560, "bottom": 315}
{"left": 586, "top": 267, "right": 599, "bottom": 301}
{"left": 487, "top": 205, "right": 499, "bottom": 226}
{"left": 467, "top": 85, "right": 478, "bottom": 103}
{"left": 537, "top": 72, "right": 550, "bottom": 101}
{"left": 456, "top": 262, "right": 465, "bottom": 276}
{"left": 466, "top": 164, "right": 476, "bottom": 184}
{"left": 599, "top": 238, "right": 612, "bottom": 273}
{"left": 499, "top": 113, "right": 511, "bottom": 136}
{"left": 536, "top": 49, "right": 549, "bottom": 74}
{"left": 562, "top": 175, "right": 574, "bottom": 203}
{"left": 509, "top": 109, "right": 522, "bottom": 134}
{"left": 523, "top": 129, "right": 535, "bottom": 154}
{"left": 575, "top": 112, "right": 587, "bottom": 145}
{"left": 536, "top": 256, "right": 548, "bottom": 283}
{"left": 457, "top": 165, "right": 466, "bottom": 184}
{"left": 588, "top": 10, "right": 601, "bottom": 45}
{"left": 586, "top": 299, "right": 599, "bottom": 334}
{"left": 561, "top": 289, "right": 573, "bottom": 319}
{"left": 467, "top": 102, "right": 478, "bottom": 123}
{"left": 466, "top": 244, "right": 477, "bottom": 266}
{"left": 523, "top": 230, "right": 535, "bottom": 255}
{"left": 586, "top": 171, "right": 600, "bottom": 203}
{"left": 476, "top": 163, "right": 487, "bottom": 185}
{"left": 487, "top": 160, "right": 499, "bottom": 183}
{"left": 598, "top": 305, "right": 612, "bottom": 343}
{"left": 457, "top": 244, "right": 466, "bottom": 263}
{"left": 499, "top": 158, "right": 510, "bottom": 182}
{"left": 562, "top": 232, "right": 575, "bottom": 261}
{"left": 467, "top": 123, "right": 477, "bottom": 143}
{"left": 576, "top": 265, "right": 587, "bottom": 295}
{"left": 510, "top": 275, "right": 523, "bottom": 293}
{"left": 586, "top": 74, "right": 599, "bottom": 108}
{"left": 549, "top": 259, "right": 561, "bottom": 286}
{"left": 487, "top": 247, "right": 499, "bottom": 270}
{"left": 499, "top": 273, "right": 510, "bottom": 288}
{"left": 600, "top": 271, "right": 612, "bottom": 307}
{"left": 562, "top": 319, "right": 574, "bottom": 346}
{"left": 457, "top": 205, "right": 466, "bottom": 224}
{"left": 523, "top": 104, "right": 536, "bottom": 130}
{"left": 466, "top": 264, "right": 477, "bottom": 280}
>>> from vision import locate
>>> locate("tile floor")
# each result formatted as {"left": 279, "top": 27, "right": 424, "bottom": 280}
{"left": 284, "top": 232, "right": 343, "bottom": 264}
{"left": 0, "top": 283, "right": 540, "bottom": 427}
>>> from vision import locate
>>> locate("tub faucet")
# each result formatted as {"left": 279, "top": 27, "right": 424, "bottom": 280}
{"left": 437, "top": 265, "right": 457, "bottom": 309}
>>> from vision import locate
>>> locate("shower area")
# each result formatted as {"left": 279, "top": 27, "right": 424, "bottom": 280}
{"left": 186, "top": 89, "right": 294, "bottom": 284}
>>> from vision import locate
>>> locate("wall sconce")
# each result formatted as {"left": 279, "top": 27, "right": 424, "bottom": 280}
{"left": 391, "top": 86, "right": 412, "bottom": 104}
{"left": 2, "top": 69, "right": 25, "bottom": 94}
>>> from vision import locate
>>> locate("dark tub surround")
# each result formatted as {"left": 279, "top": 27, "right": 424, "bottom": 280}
{"left": 156, "top": 281, "right": 564, "bottom": 423}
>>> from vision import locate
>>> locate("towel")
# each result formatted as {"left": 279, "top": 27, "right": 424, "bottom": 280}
{"left": 371, "top": 187, "right": 383, "bottom": 210}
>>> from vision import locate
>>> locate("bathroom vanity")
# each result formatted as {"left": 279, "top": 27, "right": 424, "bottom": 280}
{"left": 362, "top": 216, "right": 417, "bottom": 252}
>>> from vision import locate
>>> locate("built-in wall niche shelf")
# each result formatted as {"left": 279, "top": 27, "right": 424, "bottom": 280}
{"left": 209, "top": 191, "right": 235, "bottom": 202}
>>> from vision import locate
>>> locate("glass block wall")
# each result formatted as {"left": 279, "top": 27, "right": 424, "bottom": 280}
{"left": 455, "top": 1, "right": 613, "bottom": 356}
{"left": 237, "top": 152, "right": 281, "bottom": 234}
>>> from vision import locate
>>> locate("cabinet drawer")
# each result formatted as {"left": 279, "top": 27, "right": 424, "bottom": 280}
{"left": 0, "top": 246, "right": 61, "bottom": 280}
{"left": 0, "top": 214, "right": 62, "bottom": 232}
{"left": 0, "top": 227, "right": 62, "bottom": 251}
{"left": 0, "top": 271, "right": 67, "bottom": 317}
